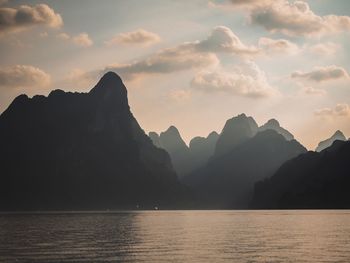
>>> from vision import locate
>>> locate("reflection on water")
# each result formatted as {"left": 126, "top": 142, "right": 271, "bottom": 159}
{"left": 1, "top": 210, "right": 350, "bottom": 262}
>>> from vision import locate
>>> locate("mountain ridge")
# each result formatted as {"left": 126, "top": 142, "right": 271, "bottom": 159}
{"left": 252, "top": 139, "right": 350, "bottom": 209}
{"left": 0, "top": 72, "right": 189, "bottom": 211}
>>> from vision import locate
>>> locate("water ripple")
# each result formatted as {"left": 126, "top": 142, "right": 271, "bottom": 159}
{"left": 1, "top": 210, "right": 350, "bottom": 262}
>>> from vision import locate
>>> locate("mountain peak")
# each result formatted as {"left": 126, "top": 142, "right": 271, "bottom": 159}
{"left": 316, "top": 130, "right": 346, "bottom": 152}
{"left": 237, "top": 113, "right": 247, "bottom": 118}
{"left": 333, "top": 130, "right": 345, "bottom": 138}
{"left": 159, "top": 126, "right": 188, "bottom": 150}
{"left": 259, "top": 118, "right": 294, "bottom": 141}
{"left": 266, "top": 118, "right": 280, "bottom": 127}
{"left": 90, "top": 72, "right": 125, "bottom": 94}
{"left": 207, "top": 131, "right": 219, "bottom": 139}
{"left": 164, "top": 125, "right": 180, "bottom": 135}
{"left": 89, "top": 72, "right": 128, "bottom": 108}
{"left": 1, "top": 94, "right": 29, "bottom": 117}
{"left": 99, "top": 71, "right": 123, "bottom": 85}
{"left": 0, "top": 71, "right": 185, "bottom": 210}
{"left": 215, "top": 114, "right": 258, "bottom": 156}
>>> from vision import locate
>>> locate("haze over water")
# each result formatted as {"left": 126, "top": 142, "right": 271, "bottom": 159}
{"left": 1, "top": 210, "right": 350, "bottom": 262}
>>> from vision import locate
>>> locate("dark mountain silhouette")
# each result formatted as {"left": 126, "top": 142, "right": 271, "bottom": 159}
{"left": 0, "top": 72, "right": 189, "bottom": 211}
{"left": 149, "top": 126, "right": 192, "bottom": 177}
{"left": 315, "top": 130, "right": 346, "bottom": 152}
{"left": 214, "top": 113, "right": 258, "bottom": 157}
{"left": 252, "top": 140, "right": 350, "bottom": 209}
{"left": 184, "top": 128, "right": 307, "bottom": 208}
{"left": 259, "top": 119, "right": 294, "bottom": 141}
{"left": 189, "top": 131, "right": 219, "bottom": 172}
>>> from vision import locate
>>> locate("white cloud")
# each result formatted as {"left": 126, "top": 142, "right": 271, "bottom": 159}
{"left": 0, "top": 4, "right": 63, "bottom": 36}
{"left": 291, "top": 65, "right": 349, "bottom": 82}
{"left": 250, "top": 1, "right": 350, "bottom": 37}
{"left": 72, "top": 33, "right": 93, "bottom": 47}
{"left": 57, "top": 32, "right": 70, "bottom": 40}
{"left": 190, "top": 61, "right": 277, "bottom": 98}
{"left": 307, "top": 42, "right": 340, "bottom": 56}
{"left": 102, "top": 44, "right": 219, "bottom": 79}
{"left": 66, "top": 26, "right": 295, "bottom": 85}
{"left": 105, "top": 29, "right": 161, "bottom": 46}
{"left": 209, "top": 0, "right": 274, "bottom": 10}
{"left": 88, "top": 26, "right": 259, "bottom": 80}
{"left": 196, "top": 26, "right": 259, "bottom": 55}
{"left": 214, "top": 0, "right": 350, "bottom": 37}
{"left": 258, "top": 37, "right": 299, "bottom": 55}
{"left": 315, "top": 103, "right": 350, "bottom": 118}
{"left": 302, "top": 86, "right": 326, "bottom": 96}
{"left": 295, "top": 82, "right": 326, "bottom": 96}
{"left": 0, "top": 65, "right": 51, "bottom": 89}
{"left": 57, "top": 32, "right": 93, "bottom": 47}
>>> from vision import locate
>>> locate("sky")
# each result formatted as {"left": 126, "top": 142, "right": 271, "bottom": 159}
{"left": 0, "top": 0, "right": 350, "bottom": 149}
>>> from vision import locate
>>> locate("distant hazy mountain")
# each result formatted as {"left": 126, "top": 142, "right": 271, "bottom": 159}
{"left": 259, "top": 119, "right": 294, "bottom": 141}
{"left": 252, "top": 140, "right": 350, "bottom": 209}
{"left": 148, "top": 131, "right": 162, "bottom": 148}
{"left": 0, "top": 72, "right": 189, "bottom": 211}
{"left": 189, "top": 131, "right": 219, "bottom": 171}
{"left": 214, "top": 113, "right": 258, "bottom": 157}
{"left": 159, "top": 126, "right": 189, "bottom": 156}
{"left": 315, "top": 130, "right": 346, "bottom": 152}
{"left": 149, "top": 129, "right": 219, "bottom": 177}
{"left": 184, "top": 129, "right": 306, "bottom": 208}
{"left": 149, "top": 126, "right": 192, "bottom": 177}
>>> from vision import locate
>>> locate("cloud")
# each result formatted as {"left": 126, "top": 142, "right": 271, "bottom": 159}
{"left": 209, "top": 0, "right": 274, "bottom": 10}
{"left": 190, "top": 61, "right": 277, "bottom": 98}
{"left": 302, "top": 86, "right": 326, "bottom": 96}
{"left": 315, "top": 103, "right": 350, "bottom": 118}
{"left": 249, "top": 1, "right": 350, "bottom": 37}
{"left": 214, "top": 0, "right": 350, "bottom": 37}
{"left": 101, "top": 26, "right": 263, "bottom": 79}
{"left": 229, "top": 0, "right": 275, "bottom": 8}
{"left": 0, "top": 4, "right": 63, "bottom": 36}
{"left": 57, "top": 32, "right": 93, "bottom": 47}
{"left": 295, "top": 82, "right": 326, "bottom": 96}
{"left": 68, "top": 26, "right": 280, "bottom": 83}
{"left": 258, "top": 37, "right": 299, "bottom": 55}
{"left": 291, "top": 65, "right": 349, "bottom": 82}
{"left": 57, "top": 32, "right": 70, "bottom": 40}
{"left": 102, "top": 44, "right": 219, "bottom": 79}
{"left": 86, "top": 26, "right": 258, "bottom": 80}
{"left": 72, "top": 33, "right": 93, "bottom": 47}
{"left": 196, "top": 26, "right": 259, "bottom": 55}
{"left": 105, "top": 29, "right": 161, "bottom": 46}
{"left": 307, "top": 42, "right": 340, "bottom": 56}
{"left": 0, "top": 65, "right": 51, "bottom": 89}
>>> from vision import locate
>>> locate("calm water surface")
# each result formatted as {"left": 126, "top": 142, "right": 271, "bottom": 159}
{"left": 1, "top": 210, "right": 350, "bottom": 262}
